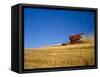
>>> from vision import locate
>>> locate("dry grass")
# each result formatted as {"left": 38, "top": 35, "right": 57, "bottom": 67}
{"left": 24, "top": 37, "right": 95, "bottom": 69}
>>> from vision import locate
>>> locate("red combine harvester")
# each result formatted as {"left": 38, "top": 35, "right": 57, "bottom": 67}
{"left": 69, "top": 33, "right": 84, "bottom": 44}
{"left": 61, "top": 33, "right": 84, "bottom": 46}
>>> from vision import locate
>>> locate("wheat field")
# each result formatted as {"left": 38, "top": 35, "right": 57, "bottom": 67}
{"left": 24, "top": 37, "right": 95, "bottom": 69}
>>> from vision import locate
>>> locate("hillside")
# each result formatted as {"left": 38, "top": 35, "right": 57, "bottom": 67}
{"left": 24, "top": 37, "right": 95, "bottom": 69}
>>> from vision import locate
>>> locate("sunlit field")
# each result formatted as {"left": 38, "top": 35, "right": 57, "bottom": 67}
{"left": 24, "top": 37, "right": 95, "bottom": 69}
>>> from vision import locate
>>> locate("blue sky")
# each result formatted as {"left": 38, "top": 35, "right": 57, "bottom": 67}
{"left": 24, "top": 8, "right": 95, "bottom": 48}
